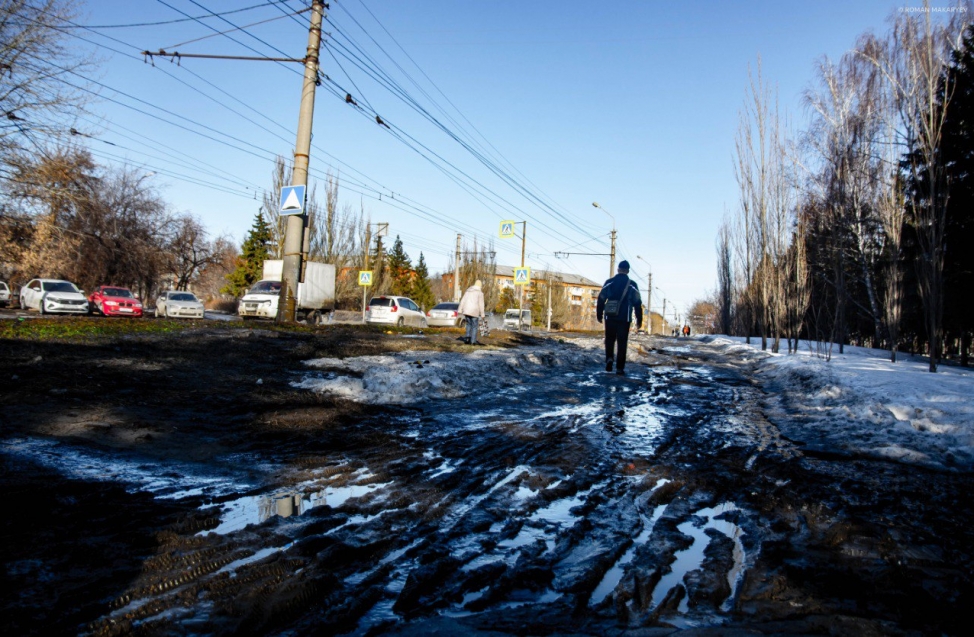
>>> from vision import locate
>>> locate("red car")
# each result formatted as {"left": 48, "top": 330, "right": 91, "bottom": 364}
{"left": 88, "top": 286, "right": 144, "bottom": 317}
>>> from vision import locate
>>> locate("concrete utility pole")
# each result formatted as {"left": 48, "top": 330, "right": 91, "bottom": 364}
{"left": 454, "top": 234, "right": 461, "bottom": 302}
{"left": 519, "top": 221, "right": 527, "bottom": 330}
{"left": 636, "top": 255, "right": 652, "bottom": 334}
{"left": 361, "top": 223, "right": 371, "bottom": 321}
{"left": 592, "top": 202, "right": 616, "bottom": 277}
{"left": 279, "top": 0, "right": 325, "bottom": 322}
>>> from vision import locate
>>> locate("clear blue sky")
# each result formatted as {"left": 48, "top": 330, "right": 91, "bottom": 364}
{"left": 73, "top": 0, "right": 924, "bottom": 319}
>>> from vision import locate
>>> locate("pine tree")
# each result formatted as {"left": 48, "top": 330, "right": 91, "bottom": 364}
{"left": 386, "top": 235, "right": 413, "bottom": 296}
{"left": 410, "top": 252, "right": 436, "bottom": 311}
{"left": 222, "top": 212, "right": 272, "bottom": 296}
{"left": 939, "top": 25, "right": 974, "bottom": 365}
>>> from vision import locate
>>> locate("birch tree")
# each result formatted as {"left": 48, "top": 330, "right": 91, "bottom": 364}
{"left": 858, "top": 2, "right": 968, "bottom": 371}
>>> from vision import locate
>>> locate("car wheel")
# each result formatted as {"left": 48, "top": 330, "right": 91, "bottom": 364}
{"left": 421, "top": 318, "right": 428, "bottom": 328}
{"left": 397, "top": 317, "right": 404, "bottom": 327}
{"left": 39, "top": 302, "right": 46, "bottom": 315}
{"left": 458, "top": 318, "right": 466, "bottom": 328}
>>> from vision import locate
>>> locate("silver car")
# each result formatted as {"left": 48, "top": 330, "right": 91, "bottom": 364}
{"left": 155, "top": 290, "right": 205, "bottom": 319}
{"left": 426, "top": 302, "right": 465, "bottom": 327}
{"left": 19, "top": 278, "right": 89, "bottom": 315}
{"left": 0, "top": 281, "right": 10, "bottom": 307}
{"left": 365, "top": 296, "right": 427, "bottom": 327}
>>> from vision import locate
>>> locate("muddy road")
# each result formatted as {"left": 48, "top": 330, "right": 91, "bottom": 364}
{"left": 2, "top": 326, "right": 972, "bottom": 636}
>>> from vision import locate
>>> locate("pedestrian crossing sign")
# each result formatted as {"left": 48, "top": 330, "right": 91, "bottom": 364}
{"left": 499, "top": 221, "right": 515, "bottom": 238}
{"left": 358, "top": 270, "right": 373, "bottom": 286}
{"left": 279, "top": 185, "right": 306, "bottom": 215}
{"left": 514, "top": 267, "right": 530, "bottom": 285}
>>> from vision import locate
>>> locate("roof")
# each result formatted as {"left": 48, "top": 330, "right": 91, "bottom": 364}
{"left": 494, "top": 265, "right": 600, "bottom": 287}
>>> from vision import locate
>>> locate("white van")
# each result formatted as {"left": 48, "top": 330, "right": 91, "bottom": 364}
{"left": 503, "top": 309, "right": 532, "bottom": 331}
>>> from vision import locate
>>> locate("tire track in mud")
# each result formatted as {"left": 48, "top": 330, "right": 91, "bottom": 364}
{"left": 81, "top": 337, "right": 792, "bottom": 636}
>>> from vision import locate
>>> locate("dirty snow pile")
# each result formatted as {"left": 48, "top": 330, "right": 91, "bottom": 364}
{"left": 292, "top": 341, "right": 602, "bottom": 404}
{"left": 704, "top": 336, "right": 974, "bottom": 472}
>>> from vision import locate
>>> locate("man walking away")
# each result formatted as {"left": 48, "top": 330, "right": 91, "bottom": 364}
{"left": 597, "top": 260, "right": 643, "bottom": 375}
{"left": 457, "top": 280, "right": 486, "bottom": 344}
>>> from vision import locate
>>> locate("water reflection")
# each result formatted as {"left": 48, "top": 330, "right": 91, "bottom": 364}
{"left": 201, "top": 472, "right": 392, "bottom": 536}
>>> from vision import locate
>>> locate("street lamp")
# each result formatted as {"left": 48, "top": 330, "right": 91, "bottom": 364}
{"left": 592, "top": 202, "right": 617, "bottom": 278}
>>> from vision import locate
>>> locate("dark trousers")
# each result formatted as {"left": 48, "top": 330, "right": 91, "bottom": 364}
{"left": 604, "top": 320, "right": 631, "bottom": 371}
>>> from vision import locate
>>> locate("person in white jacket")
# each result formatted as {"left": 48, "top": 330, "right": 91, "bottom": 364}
{"left": 457, "top": 280, "right": 486, "bottom": 344}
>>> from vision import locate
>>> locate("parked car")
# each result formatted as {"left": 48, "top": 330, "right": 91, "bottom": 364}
{"left": 19, "top": 279, "right": 89, "bottom": 315}
{"left": 503, "top": 308, "right": 532, "bottom": 331}
{"left": 155, "top": 290, "right": 205, "bottom": 319}
{"left": 365, "top": 296, "right": 427, "bottom": 327}
{"left": 0, "top": 281, "right": 10, "bottom": 308}
{"left": 88, "top": 286, "right": 144, "bottom": 317}
{"left": 426, "top": 302, "right": 465, "bottom": 327}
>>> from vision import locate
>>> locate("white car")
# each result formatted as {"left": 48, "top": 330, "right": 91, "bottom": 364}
{"left": 0, "top": 281, "right": 10, "bottom": 307}
{"left": 19, "top": 279, "right": 89, "bottom": 315}
{"left": 365, "top": 295, "right": 427, "bottom": 327}
{"left": 426, "top": 302, "right": 464, "bottom": 327}
{"left": 155, "top": 290, "right": 205, "bottom": 319}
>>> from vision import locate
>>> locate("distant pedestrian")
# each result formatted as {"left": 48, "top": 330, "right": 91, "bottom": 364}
{"left": 597, "top": 261, "right": 643, "bottom": 375}
{"left": 683, "top": 324, "right": 691, "bottom": 337}
{"left": 457, "top": 280, "right": 485, "bottom": 344}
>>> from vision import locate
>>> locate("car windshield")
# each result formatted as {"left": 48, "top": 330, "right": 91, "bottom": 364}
{"left": 505, "top": 310, "right": 521, "bottom": 318}
{"left": 103, "top": 288, "right": 132, "bottom": 297}
{"left": 248, "top": 280, "right": 281, "bottom": 294}
{"left": 432, "top": 303, "right": 458, "bottom": 310}
{"left": 369, "top": 298, "right": 395, "bottom": 307}
{"left": 171, "top": 293, "right": 197, "bottom": 302}
{"left": 43, "top": 281, "right": 79, "bottom": 293}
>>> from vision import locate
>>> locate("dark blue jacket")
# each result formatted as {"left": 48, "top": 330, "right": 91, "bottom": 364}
{"left": 597, "top": 274, "right": 643, "bottom": 326}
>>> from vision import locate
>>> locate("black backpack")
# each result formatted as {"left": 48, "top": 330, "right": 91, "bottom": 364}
{"left": 604, "top": 284, "right": 630, "bottom": 318}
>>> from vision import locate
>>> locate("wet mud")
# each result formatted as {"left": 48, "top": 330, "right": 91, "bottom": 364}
{"left": 1, "top": 326, "right": 972, "bottom": 636}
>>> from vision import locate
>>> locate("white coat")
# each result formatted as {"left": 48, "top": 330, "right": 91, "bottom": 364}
{"left": 457, "top": 286, "right": 485, "bottom": 318}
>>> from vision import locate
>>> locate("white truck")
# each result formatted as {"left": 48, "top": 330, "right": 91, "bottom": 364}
{"left": 237, "top": 259, "right": 336, "bottom": 324}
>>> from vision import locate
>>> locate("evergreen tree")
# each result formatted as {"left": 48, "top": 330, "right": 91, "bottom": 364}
{"left": 410, "top": 252, "right": 436, "bottom": 311}
{"left": 939, "top": 25, "right": 974, "bottom": 365}
{"left": 386, "top": 235, "right": 413, "bottom": 296}
{"left": 222, "top": 212, "right": 272, "bottom": 296}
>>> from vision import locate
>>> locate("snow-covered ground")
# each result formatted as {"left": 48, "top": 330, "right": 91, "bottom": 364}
{"left": 704, "top": 336, "right": 974, "bottom": 473}
{"left": 293, "top": 333, "right": 974, "bottom": 473}
{"left": 293, "top": 341, "right": 603, "bottom": 404}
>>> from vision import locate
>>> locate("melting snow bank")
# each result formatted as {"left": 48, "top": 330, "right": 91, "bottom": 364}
{"left": 700, "top": 335, "right": 974, "bottom": 472}
{"left": 293, "top": 341, "right": 602, "bottom": 404}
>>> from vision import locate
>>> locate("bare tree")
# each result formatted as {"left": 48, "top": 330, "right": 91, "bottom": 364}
{"left": 308, "top": 174, "right": 366, "bottom": 307}
{"left": 261, "top": 157, "right": 289, "bottom": 259}
{"left": 733, "top": 60, "right": 793, "bottom": 351}
{"left": 0, "top": 0, "right": 93, "bottom": 161}
{"left": 167, "top": 215, "right": 231, "bottom": 292}
{"left": 858, "top": 2, "right": 969, "bottom": 371}
{"left": 4, "top": 146, "right": 174, "bottom": 298}
{"left": 457, "top": 238, "right": 498, "bottom": 312}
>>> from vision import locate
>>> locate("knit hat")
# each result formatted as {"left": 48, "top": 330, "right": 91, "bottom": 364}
{"left": 618, "top": 260, "right": 630, "bottom": 272}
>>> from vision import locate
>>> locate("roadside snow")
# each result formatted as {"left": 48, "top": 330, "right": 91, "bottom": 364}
{"left": 293, "top": 342, "right": 602, "bottom": 404}
{"left": 703, "top": 336, "right": 974, "bottom": 472}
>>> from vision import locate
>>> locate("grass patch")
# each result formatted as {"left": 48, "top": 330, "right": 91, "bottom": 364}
{"left": 0, "top": 317, "right": 432, "bottom": 342}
